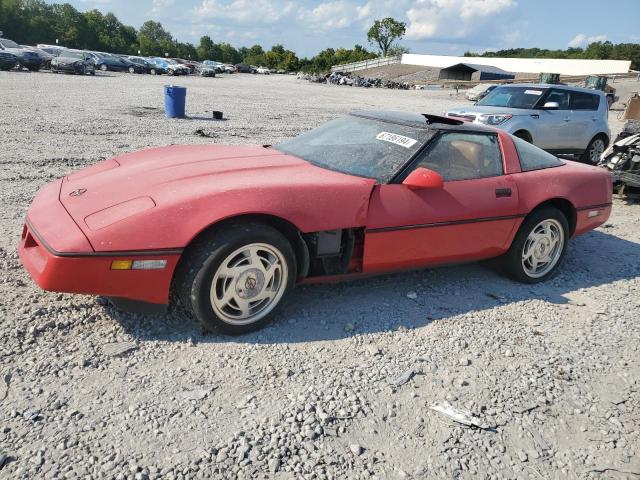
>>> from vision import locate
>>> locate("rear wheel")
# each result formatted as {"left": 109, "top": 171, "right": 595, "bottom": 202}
{"left": 503, "top": 207, "right": 569, "bottom": 283}
{"left": 513, "top": 130, "right": 533, "bottom": 143}
{"left": 100, "top": 64, "right": 108, "bottom": 71}
{"left": 582, "top": 134, "right": 608, "bottom": 165}
{"left": 176, "top": 223, "right": 296, "bottom": 334}
{"left": 128, "top": 66, "right": 135, "bottom": 74}
{"left": 150, "top": 68, "right": 157, "bottom": 75}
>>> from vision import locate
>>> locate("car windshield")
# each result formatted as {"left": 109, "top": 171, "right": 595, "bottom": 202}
{"left": 274, "top": 115, "right": 433, "bottom": 183}
{"left": 64, "top": 51, "right": 83, "bottom": 59}
{"left": 0, "top": 39, "right": 20, "bottom": 48}
{"left": 477, "top": 86, "right": 547, "bottom": 109}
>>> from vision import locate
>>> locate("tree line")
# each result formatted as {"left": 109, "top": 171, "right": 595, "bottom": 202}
{"left": 0, "top": 0, "right": 378, "bottom": 72}
{"left": 465, "top": 43, "right": 640, "bottom": 70}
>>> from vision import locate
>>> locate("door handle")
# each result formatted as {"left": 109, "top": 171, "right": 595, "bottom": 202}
{"left": 495, "top": 188, "right": 512, "bottom": 198}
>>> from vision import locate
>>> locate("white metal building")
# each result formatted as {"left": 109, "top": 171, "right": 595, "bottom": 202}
{"left": 402, "top": 54, "right": 631, "bottom": 75}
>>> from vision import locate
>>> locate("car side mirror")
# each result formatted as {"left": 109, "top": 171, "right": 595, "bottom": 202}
{"left": 542, "top": 101, "right": 559, "bottom": 110}
{"left": 402, "top": 167, "right": 444, "bottom": 190}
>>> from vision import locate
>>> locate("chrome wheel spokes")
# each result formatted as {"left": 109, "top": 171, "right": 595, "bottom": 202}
{"left": 521, "top": 219, "right": 564, "bottom": 278}
{"left": 210, "top": 243, "right": 287, "bottom": 325}
{"left": 590, "top": 138, "right": 605, "bottom": 164}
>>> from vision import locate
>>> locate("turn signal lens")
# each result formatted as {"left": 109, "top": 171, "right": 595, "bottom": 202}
{"left": 132, "top": 260, "right": 167, "bottom": 270}
{"left": 111, "top": 260, "right": 133, "bottom": 270}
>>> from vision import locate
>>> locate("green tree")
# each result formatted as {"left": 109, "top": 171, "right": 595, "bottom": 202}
{"left": 137, "top": 20, "right": 173, "bottom": 57}
{"left": 367, "top": 17, "right": 406, "bottom": 57}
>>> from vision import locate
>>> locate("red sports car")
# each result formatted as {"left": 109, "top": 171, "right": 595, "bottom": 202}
{"left": 19, "top": 112, "right": 612, "bottom": 333}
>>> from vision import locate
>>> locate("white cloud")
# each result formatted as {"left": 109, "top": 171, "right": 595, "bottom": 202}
{"left": 149, "top": 0, "right": 175, "bottom": 16}
{"left": 568, "top": 33, "right": 607, "bottom": 48}
{"left": 405, "top": 0, "right": 517, "bottom": 40}
{"left": 298, "top": 1, "right": 378, "bottom": 30}
{"left": 194, "top": 0, "right": 295, "bottom": 24}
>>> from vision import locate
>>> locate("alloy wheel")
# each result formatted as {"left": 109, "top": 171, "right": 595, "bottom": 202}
{"left": 210, "top": 243, "right": 287, "bottom": 325}
{"left": 589, "top": 138, "right": 606, "bottom": 164}
{"left": 521, "top": 219, "right": 565, "bottom": 278}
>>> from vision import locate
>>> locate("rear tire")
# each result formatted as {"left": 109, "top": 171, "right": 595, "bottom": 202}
{"left": 175, "top": 223, "right": 296, "bottom": 334}
{"left": 582, "top": 134, "right": 608, "bottom": 165}
{"left": 513, "top": 130, "right": 533, "bottom": 143}
{"left": 100, "top": 64, "right": 108, "bottom": 71}
{"left": 503, "top": 207, "right": 569, "bottom": 283}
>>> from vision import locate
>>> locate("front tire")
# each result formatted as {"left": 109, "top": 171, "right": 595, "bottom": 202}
{"left": 503, "top": 207, "right": 569, "bottom": 283}
{"left": 582, "top": 135, "right": 608, "bottom": 165}
{"left": 100, "top": 64, "right": 108, "bottom": 71}
{"left": 175, "top": 223, "right": 296, "bottom": 334}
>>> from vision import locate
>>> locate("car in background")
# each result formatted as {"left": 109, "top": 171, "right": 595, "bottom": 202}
{"left": 21, "top": 46, "right": 55, "bottom": 69}
{"left": 0, "top": 37, "right": 43, "bottom": 71}
{"left": 465, "top": 84, "right": 497, "bottom": 102}
{"left": 37, "top": 44, "right": 65, "bottom": 57}
{"left": 171, "top": 58, "right": 196, "bottom": 74}
{"left": 19, "top": 111, "right": 612, "bottom": 334}
{"left": 446, "top": 84, "right": 611, "bottom": 164}
{"left": 196, "top": 62, "right": 216, "bottom": 77}
{"left": 51, "top": 50, "right": 95, "bottom": 75}
{"left": 127, "top": 56, "right": 163, "bottom": 75}
{"left": 202, "top": 60, "right": 225, "bottom": 73}
{"left": 0, "top": 51, "right": 18, "bottom": 71}
{"left": 89, "top": 52, "right": 138, "bottom": 73}
{"left": 256, "top": 66, "right": 271, "bottom": 75}
{"left": 150, "top": 58, "right": 189, "bottom": 76}
{"left": 222, "top": 64, "right": 236, "bottom": 73}
{"left": 235, "top": 63, "right": 256, "bottom": 73}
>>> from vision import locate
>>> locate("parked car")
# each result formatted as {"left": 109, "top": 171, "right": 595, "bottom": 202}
{"left": 89, "top": 52, "right": 136, "bottom": 72}
{"left": 19, "top": 111, "right": 612, "bottom": 334}
{"left": 51, "top": 50, "right": 95, "bottom": 75}
{"left": 222, "top": 64, "right": 236, "bottom": 74}
{"left": 37, "top": 44, "right": 65, "bottom": 57}
{"left": 465, "top": 83, "right": 498, "bottom": 101}
{"left": 235, "top": 63, "right": 256, "bottom": 73}
{"left": 196, "top": 62, "right": 216, "bottom": 77}
{"left": 0, "top": 37, "right": 43, "bottom": 71}
{"left": 256, "top": 66, "right": 271, "bottom": 75}
{"left": 0, "top": 51, "right": 18, "bottom": 71}
{"left": 21, "top": 46, "right": 55, "bottom": 69}
{"left": 171, "top": 58, "right": 196, "bottom": 74}
{"left": 127, "top": 56, "right": 162, "bottom": 75}
{"left": 446, "top": 84, "right": 611, "bottom": 164}
{"left": 202, "top": 60, "right": 225, "bottom": 73}
{"left": 163, "top": 59, "right": 191, "bottom": 75}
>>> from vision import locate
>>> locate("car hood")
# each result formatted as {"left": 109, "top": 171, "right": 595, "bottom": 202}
{"left": 447, "top": 105, "right": 534, "bottom": 119}
{"left": 59, "top": 144, "right": 375, "bottom": 250}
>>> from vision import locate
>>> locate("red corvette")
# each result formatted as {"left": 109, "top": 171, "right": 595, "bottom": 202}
{"left": 19, "top": 112, "right": 612, "bottom": 333}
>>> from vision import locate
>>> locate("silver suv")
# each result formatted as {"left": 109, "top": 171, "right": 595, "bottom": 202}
{"left": 446, "top": 83, "right": 610, "bottom": 164}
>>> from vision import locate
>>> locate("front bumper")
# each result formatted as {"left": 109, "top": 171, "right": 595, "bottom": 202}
{"left": 18, "top": 181, "right": 180, "bottom": 304}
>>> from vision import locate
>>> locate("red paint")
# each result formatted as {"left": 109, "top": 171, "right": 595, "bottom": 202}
{"left": 19, "top": 130, "right": 612, "bottom": 306}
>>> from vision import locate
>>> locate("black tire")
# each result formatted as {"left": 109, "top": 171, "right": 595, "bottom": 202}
{"left": 150, "top": 68, "right": 157, "bottom": 75}
{"left": 167, "top": 69, "right": 175, "bottom": 76}
{"left": 128, "top": 66, "right": 135, "bottom": 74}
{"left": 100, "top": 64, "right": 108, "bottom": 71}
{"left": 503, "top": 207, "right": 569, "bottom": 283}
{"left": 175, "top": 222, "right": 297, "bottom": 334}
{"left": 581, "top": 134, "right": 608, "bottom": 165}
{"left": 513, "top": 130, "right": 533, "bottom": 143}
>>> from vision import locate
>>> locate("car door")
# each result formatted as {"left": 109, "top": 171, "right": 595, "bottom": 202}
{"left": 536, "top": 88, "right": 574, "bottom": 151}
{"left": 569, "top": 90, "right": 601, "bottom": 150}
{"left": 363, "top": 131, "right": 520, "bottom": 273}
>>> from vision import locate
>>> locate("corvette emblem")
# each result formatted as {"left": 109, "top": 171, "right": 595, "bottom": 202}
{"left": 245, "top": 277, "right": 257, "bottom": 290}
{"left": 69, "top": 188, "right": 87, "bottom": 197}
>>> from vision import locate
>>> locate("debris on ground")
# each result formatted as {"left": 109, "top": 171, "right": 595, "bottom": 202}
{"left": 102, "top": 341, "right": 138, "bottom": 357}
{"left": 430, "top": 401, "right": 491, "bottom": 429}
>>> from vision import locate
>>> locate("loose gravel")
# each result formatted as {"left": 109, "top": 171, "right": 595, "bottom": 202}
{"left": 1, "top": 71, "right": 639, "bottom": 480}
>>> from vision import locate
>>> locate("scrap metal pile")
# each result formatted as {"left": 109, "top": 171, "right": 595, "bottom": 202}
{"left": 600, "top": 119, "right": 640, "bottom": 197}
{"left": 298, "top": 71, "right": 411, "bottom": 89}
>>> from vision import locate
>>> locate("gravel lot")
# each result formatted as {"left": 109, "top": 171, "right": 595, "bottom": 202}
{"left": 1, "top": 71, "right": 639, "bottom": 480}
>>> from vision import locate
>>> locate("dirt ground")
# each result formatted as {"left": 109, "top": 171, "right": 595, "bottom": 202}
{"left": 0, "top": 71, "right": 639, "bottom": 480}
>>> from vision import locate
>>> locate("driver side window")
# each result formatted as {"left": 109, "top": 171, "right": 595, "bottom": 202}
{"left": 414, "top": 132, "right": 503, "bottom": 182}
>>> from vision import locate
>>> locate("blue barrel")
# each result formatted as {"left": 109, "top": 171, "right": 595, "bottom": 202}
{"left": 164, "top": 85, "right": 186, "bottom": 118}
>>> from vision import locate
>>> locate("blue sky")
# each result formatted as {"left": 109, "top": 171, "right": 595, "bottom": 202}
{"left": 61, "top": 0, "right": 640, "bottom": 57}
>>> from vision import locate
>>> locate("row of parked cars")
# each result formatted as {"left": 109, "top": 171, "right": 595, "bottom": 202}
{"left": 0, "top": 37, "right": 279, "bottom": 77}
